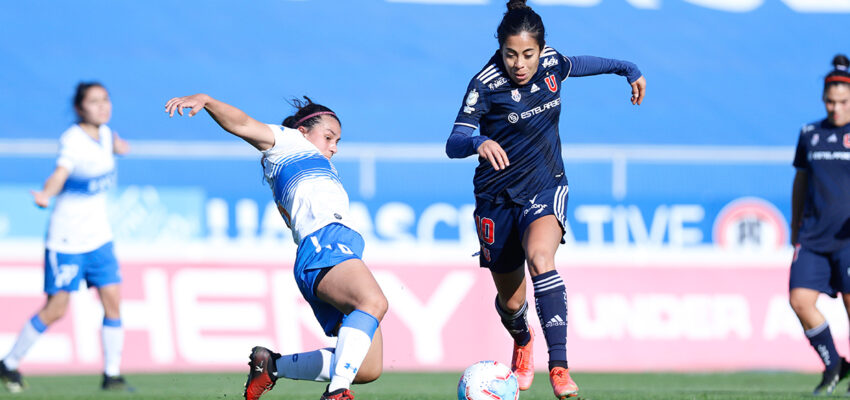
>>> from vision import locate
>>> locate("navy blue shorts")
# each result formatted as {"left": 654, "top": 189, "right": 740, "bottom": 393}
{"left": 44, "top": 241, "right": 121, "bottom": 295}
{"left": 789, "top": 244, "right": 850, "bottom": 297}
{"left": 474, "top": 183, "right": 569, "bottom": 273}
{"left": 294, "top": 223, "right": 365, "bottom": 336}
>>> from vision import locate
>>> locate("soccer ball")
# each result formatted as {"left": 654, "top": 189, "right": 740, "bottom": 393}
{"left": 457, "top": 360, "right": 519, "bottom": 400}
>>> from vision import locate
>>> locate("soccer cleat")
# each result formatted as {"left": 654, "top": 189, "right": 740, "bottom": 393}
{"left": 321, "top": 387, "right": 355, "bottom": 400}
{"left": 101, "top": 374, "right": 135, "bottom": 391}
{"left": 0, "top": 361, "right": 23, "bottom": 393}
{"left": 549, "top": 367, "right": 579, "bottom": 399}
{"left": 813, "top": 358, "right": 850, "bottom": 395}
{"left": 244, "top": 346, "right": 280, "bottom": 400}
{"left": 511, "top": 330, "right": 534, "bottom": 390}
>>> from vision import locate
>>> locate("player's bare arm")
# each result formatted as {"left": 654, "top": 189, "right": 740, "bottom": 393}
{"left": 165, "top": 94, "right": 275, "bottom": 151}
{"left": 30, "top": 166, "right": 70, "bottom": 208}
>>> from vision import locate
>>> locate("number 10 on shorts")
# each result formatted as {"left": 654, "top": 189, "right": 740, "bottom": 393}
{"left": 475, "top": 215, "right": 495, "bottom": 245}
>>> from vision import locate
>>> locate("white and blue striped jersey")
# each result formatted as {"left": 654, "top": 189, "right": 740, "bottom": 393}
{"left": 262, "top": 125, "right": 356, "bottom": 245}
{"left": 46, "top": 124, "right": 117, "bottom": 253}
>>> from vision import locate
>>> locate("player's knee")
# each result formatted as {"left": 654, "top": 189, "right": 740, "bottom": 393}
{"left": 525, "top": 252, "right": 555, "bottom": 276}
{"left": 364, "top": 293, "right": 388, "bottom": 321}
{"left": 789, "top": 294, "right": 816, "bottom": 316}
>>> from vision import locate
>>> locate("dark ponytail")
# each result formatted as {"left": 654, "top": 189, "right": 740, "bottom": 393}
{"left": 496, "top": 0, "right": 545, "bottom": 50}
{"left": 824, "top": 54, "right": 850, "bottom": 93}
{"left": 281, "top": 96, "right": 340, "bottom": 130}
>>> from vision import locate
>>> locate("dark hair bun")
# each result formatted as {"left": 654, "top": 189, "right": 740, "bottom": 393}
{"left": 506, "top": 0, "right": 528, "bottom": 11}
{"left": 833, "top": 54, "right": 849, "bottom": 71}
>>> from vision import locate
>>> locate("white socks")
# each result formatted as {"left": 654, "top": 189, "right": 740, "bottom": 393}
{"left": 327, "top": 310, "right": 378, "bottom": 392}
{"left": 102, "top": 318, "right": 123, "bottom": 377}
{"left": 276, "top": 348, "right": 333, "bottom": 381}
{"left": 3, "top": 315, "right": 47, "bottom": 370}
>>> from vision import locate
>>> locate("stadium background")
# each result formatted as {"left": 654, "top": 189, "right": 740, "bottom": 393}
{"left": 1, "top": 0, "right": 849, "bottom": 375}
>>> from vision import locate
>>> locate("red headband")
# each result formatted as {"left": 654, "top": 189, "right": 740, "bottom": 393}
{"left": 826, "top": 76, "right": 850, "bottom": 84}
{"left": 295, "top": 111, "right": 336, "bottom": 127}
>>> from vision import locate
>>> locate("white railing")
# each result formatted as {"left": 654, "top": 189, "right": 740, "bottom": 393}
{"left": 0, "top": 139, "right": 794, "bottom": 199}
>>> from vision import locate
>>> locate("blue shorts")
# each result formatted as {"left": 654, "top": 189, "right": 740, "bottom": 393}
{"left": 474, "top": 183, "right": 569, "bottom": 273}
{"left": 294, "top": 223, "right": 365, "bottom": 336}
{"left": 789, "top": 244, "right": 850, "bottom": 297}
{"left": 44, "top": 241, "right": 121, "bottom": 295}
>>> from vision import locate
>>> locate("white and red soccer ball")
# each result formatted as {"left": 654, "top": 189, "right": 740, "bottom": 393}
{"left": 457, "top": 360, "right": 520, "bottom": 400}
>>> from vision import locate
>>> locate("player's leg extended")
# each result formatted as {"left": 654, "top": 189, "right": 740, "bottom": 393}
{"left": 272, "top": 327, "right": 383, "bottom": 384}
{"left": 791, "top": 287, "right": 848, "bottom": 394}
{"left": 790, "top": 246, "right": 850, "bottom": 395}
{"left": 523, "top": 215, "right": 577, "bottom": 399}
{"left": 97, "top": 283, "right": 130, "bottom": 390}
{"left": 314, "top": 258, "right": 386, "bottom": 399}
{"left": 491, "top": 267, "right": 534, "bottom": 390}
{"left": 1, "top": 291, "right": 69, "bottom": 393}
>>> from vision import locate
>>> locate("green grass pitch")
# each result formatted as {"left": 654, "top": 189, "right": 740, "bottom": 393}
{"left": 0, "top": 371, "right": 832, "bottom": 400}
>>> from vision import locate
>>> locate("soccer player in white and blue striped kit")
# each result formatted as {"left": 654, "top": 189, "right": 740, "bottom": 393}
{"left": 446, "top": 1, "right": 645, "bottom": 398}
{"left": 165, "top": 94, "right": 387, "bottom": 400}
{"left": 0, "top": 82, "right": 132, "bottom": 392}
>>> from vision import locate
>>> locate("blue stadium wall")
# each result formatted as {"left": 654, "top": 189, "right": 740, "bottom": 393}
{"left": 1, "top": 0, "right": 848, "bottom": 248}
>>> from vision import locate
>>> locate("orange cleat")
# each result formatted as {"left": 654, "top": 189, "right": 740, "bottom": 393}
{"left": 511, "top": 330, "right": 534, "bottom": 390}
{"left": 244, "top": 346, "right": 279, "bottom": 400}
{"left": 549, "top": 367, "right": 579, "bottom": 399}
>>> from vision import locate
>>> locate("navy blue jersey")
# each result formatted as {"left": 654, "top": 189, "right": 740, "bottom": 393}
{"left": 794, "top": 119, "right": 850, "bottom": 252}
{"left": 447, "top": 47, "right": 641, "bottom": 204}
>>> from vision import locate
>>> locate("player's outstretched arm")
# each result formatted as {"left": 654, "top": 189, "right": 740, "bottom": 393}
{"left": 567, "top": 56, "right": 646, "bottom": 105}
{"left": 31, "top": 166, "right": 70, "bottom": 208}
{"left": 113, "top": 132, "right": 130, "bottom": 155}
{"left": 164, "top": 94, "right": 274, "bottom": 151}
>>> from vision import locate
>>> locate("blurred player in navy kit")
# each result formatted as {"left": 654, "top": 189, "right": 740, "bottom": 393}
{"left": 790, "top": 54, "right": 850, "bottom": 396}
{"left": 0, "top": 82, "right": 132, "bottom": 393}
{"left": 445, "top": 1, "right": 645, "bottom": 398}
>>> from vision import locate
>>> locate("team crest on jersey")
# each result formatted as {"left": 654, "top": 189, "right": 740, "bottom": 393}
{"left": 530, "top": 84, "right": 540, "bottom": 93}
{"left": 511, "top": 89, "right": 521, "bottom": 102}
{"left": 544, "top": 75, "right": 558, "bottom": 92}
{"left": 466, "top": 89, "right": 479, "bottom": 106}
{"left": 829, "top": 133, "right": 838, "bottom": 143}
{"left": 507, "top": 112, "right": 519, "bottom": 124}
{"left": 811, "top": 133, "right": 819, "bottom": 146}
{"left": 542, "top": 56, "right": 558, "bottom": 68}
{"left": 844, "top": 133, "right": 850, "bottom": 149}
{"left": 488, "top": 77, "right": 508, "bottom": 90}
{"left": 464, "top": 89, "right": 479, "bottom": 114}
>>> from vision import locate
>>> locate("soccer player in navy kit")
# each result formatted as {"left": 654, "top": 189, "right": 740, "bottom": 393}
{"left": 165, "top": 94, "right": 387, "bottom": 400}
{"left": 445, "top": 1, "right": 645, "bottom": 398}
{"left": 790, "top": 54, "right": 850, "bottom": 396}
{"left": 0, "top": 82, "right": 132, "bottom": 392}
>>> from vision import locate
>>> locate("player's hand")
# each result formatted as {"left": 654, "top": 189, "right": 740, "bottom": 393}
{"left": 165, "top": 94, "right": 210, "bottom": 118}
{"left": 477, "top": 140, "right": 510, "bottom": 171}
{"left": 112, "top": 132, "right": 130, "bottom": 155}
{"left": 630, "top": 76, "right": 646, "bottom": 105}
{"left": 31, "top": 190, "right": 50, "bottom": 208}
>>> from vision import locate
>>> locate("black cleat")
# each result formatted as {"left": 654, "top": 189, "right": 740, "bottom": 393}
{"left": 0, "top": 361, "right": 23, "bottom": 393}
{"left": 814, "top": 358, "right": 850, "bottom": 395}
{"left": 101, "top": 374, "right": 135, "bottom": 392}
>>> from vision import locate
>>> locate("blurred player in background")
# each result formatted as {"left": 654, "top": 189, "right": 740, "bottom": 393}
{"left": 446, "top": 1, "right": 645, "bottom": 398}
{"left": 0, "top": 82, "right": 132, "bottom": 392}
{"left": 165, "top": 94, "right": 387, "bottom": 400}
{"left": 790, "top": 54, "right": 850, "bottom": 396}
